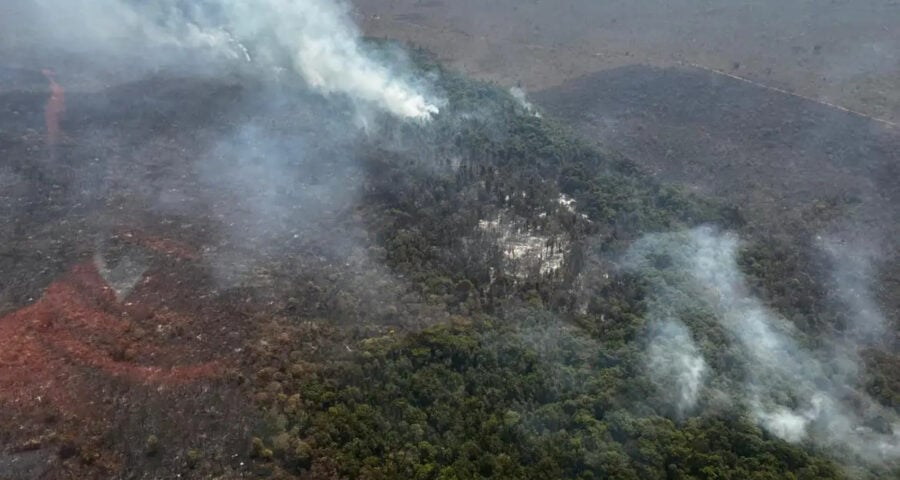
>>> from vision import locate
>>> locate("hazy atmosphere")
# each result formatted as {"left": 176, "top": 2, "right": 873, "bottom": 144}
{"left": 0, "top": 1, "right": 897, "bottom": 479}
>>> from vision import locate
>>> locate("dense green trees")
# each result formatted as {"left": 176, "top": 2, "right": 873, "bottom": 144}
{"left": 251, "top": 312, "right": 842, "bottom": 479}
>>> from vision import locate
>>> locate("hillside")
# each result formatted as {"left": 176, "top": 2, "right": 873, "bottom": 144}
{"left": 2, "top": 51, "right": 897, "bottom": 478}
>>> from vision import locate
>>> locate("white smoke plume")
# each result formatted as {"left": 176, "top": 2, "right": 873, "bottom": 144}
{"left": 625, "top": 226, "right": 900, "bottom": 466}
{"left": 645, "top": 318, "right": 707, "bottom": 416}
{"left": 509, "top": 87, "right": 541, "bottom": 117}
{"left": 223, "top": 0, "right": 440, "bottom": 119}
{"left": 6, "top": 0, "right": 440, "bottom": 119}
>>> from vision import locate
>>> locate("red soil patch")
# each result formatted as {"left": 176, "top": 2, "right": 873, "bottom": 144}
{"left": 0, "top": 228, "right": 259, "bottom": 477}
{"left": 0, "top": 238, "right": 220, "bottom": 420}
{"left": 0, "top": 263, "right": 222, "bottom": 416}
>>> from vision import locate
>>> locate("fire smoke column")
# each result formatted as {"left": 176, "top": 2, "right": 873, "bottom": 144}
{"left": 226, "top": 0, "right": 440, "bottom": 120}
{"left": 41, "top": 69, "right": 65, "bottom": 145}
{"left": 10, "top": 0, "right": 440, "bottom": 120}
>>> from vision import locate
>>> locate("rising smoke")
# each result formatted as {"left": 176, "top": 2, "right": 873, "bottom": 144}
{"left": 625, "top": 226, "right": 900, "bottom": 466}
{"left": 509, "top": 87, "right": 541, "bottom": 118}
{"left": 217, "top": 0, "right": 440, "bottom": 119}
{"left": 5, "top": 0, "right": 440, "bottom": 119}
{"left": 644, "top": 318, "right": 707, "bottom": 417}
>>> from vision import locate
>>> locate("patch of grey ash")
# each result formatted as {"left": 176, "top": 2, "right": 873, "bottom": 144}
{"left": 477, "top": 210, "right": 569, "bottom": 280}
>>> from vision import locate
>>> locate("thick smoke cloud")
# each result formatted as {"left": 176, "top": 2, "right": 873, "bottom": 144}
{"left": 4, "top": 0, "right": 439, "bottom": 119}
{"left": 625, "top": 226, "right": 900, "bottom": 466}
{"left": 220, "top": 0, "right": 440, "bottom": 119}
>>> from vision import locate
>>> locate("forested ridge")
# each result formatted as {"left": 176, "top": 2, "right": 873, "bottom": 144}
{"left": 234, "top": 58, "right": 897, "bottom": 479}
{"left": 3, "top": 3, "right": 898, "bottom": 479}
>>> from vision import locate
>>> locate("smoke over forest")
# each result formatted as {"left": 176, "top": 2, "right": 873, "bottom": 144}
{"left": 0, "top": 0, "right": 897, "bottom": 479}
{"left": 625, "top": 227, "right": 899, "bottom": 465}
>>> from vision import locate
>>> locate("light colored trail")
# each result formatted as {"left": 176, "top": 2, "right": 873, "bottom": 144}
{"left": 680, "top": 61, "right": 899, "bottom": 131}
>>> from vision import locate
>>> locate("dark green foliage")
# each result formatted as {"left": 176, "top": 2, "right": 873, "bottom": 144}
{"left": 258, "top": 313, "right": 841, "bottom": 479}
